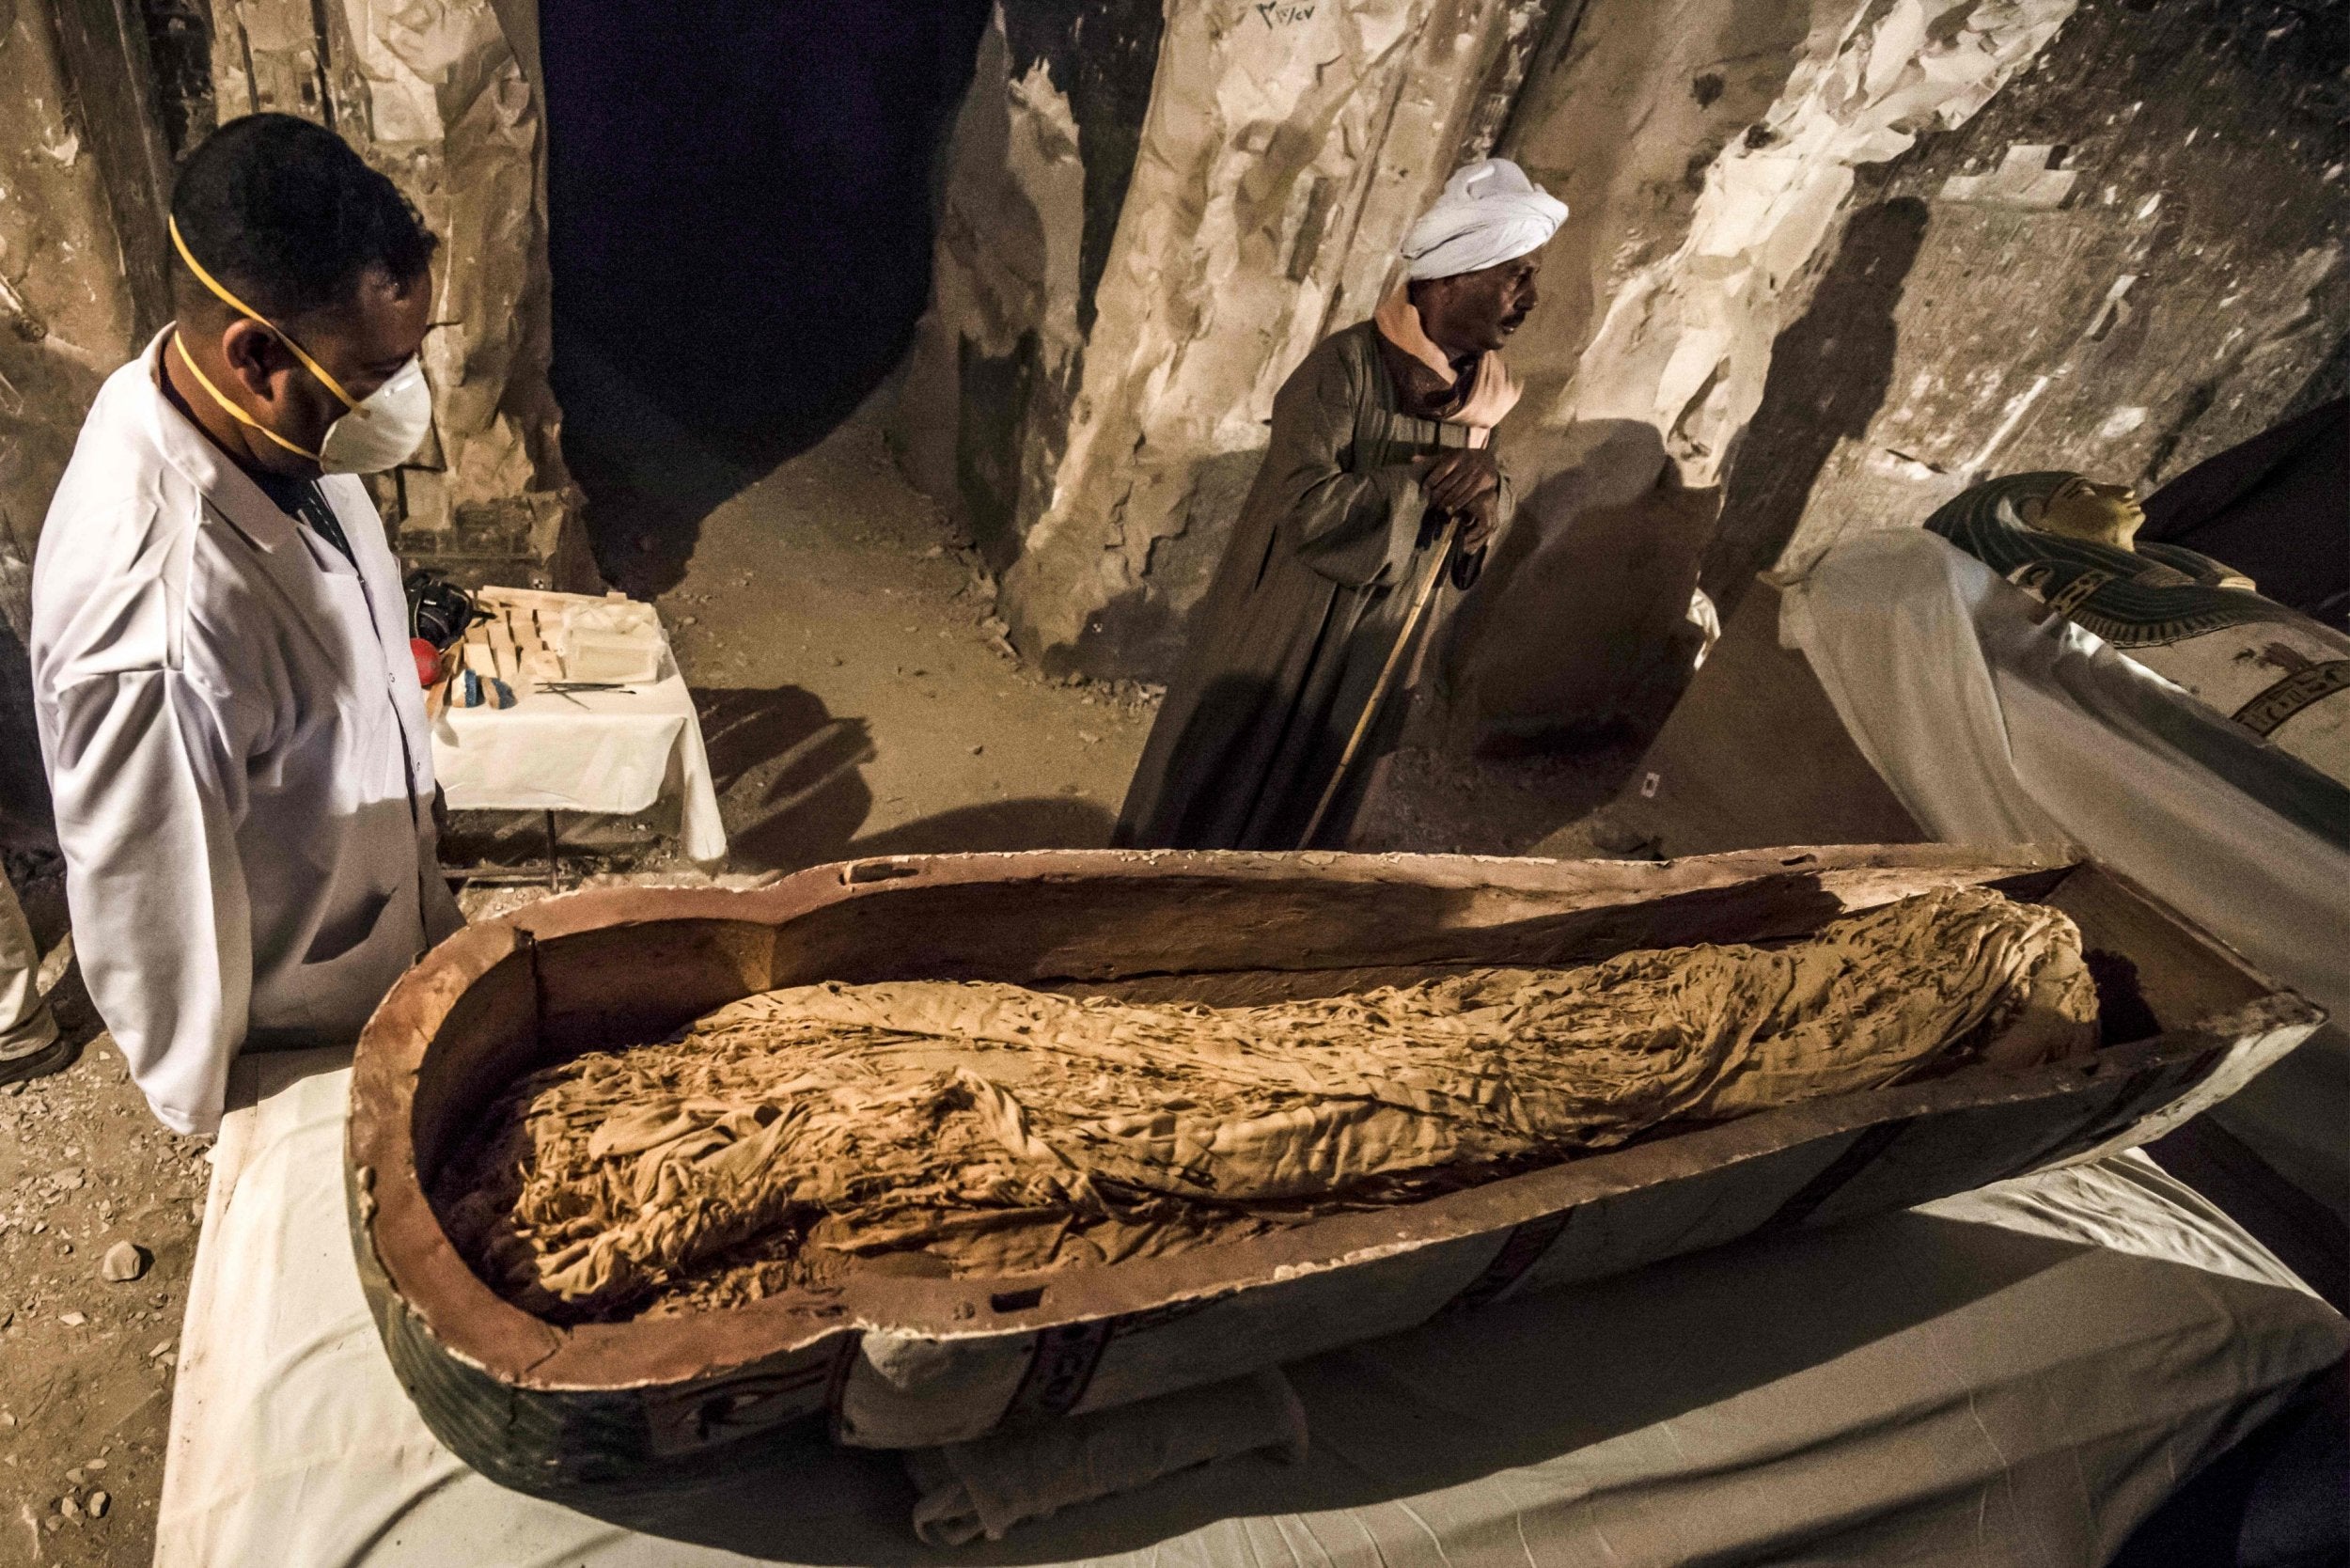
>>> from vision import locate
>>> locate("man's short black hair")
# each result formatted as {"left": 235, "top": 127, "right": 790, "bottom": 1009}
{"left": 170, "top": 113, "right": 438, "bottom": 324}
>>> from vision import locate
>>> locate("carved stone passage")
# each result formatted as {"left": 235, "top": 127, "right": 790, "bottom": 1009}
{"left": 207, "top": 0, "right": 580, "bottom": 583}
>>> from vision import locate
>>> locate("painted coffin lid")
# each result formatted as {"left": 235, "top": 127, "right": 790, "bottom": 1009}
{"left": 1928, "top": 473, "right": 2350, "bottom": 789}
{"left": 346, "top": 846, "right": 2321, "bottom": 1499}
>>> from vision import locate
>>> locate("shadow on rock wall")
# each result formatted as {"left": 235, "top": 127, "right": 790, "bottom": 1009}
{"left": 1440, "top": 420, "right": 1717, "bottom": 755}
{"left": 1700, "top": 195, "right": 1930, "bottom": 621}
{"left": 1421, "top": 196, "right": 1928, "bottom": 788}
{"left": 1072, "top": 444, "right": 1268, "bottom": 682}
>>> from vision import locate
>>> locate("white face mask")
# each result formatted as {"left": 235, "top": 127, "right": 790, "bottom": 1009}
{"left": 314, "top": 354, "right": 434, "bottom": 475}
{"left": 168, "top": 216, "right": 435, "bottom": 475}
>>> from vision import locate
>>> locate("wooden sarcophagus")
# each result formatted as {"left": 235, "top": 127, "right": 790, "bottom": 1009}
{"left": 347, "top": 846, "right": 2321, "bottom": 1503}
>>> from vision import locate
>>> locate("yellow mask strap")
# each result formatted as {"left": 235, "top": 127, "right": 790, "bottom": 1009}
{"left": 168, "top": 215, "right": 362, "bottom": 411}
{"left": 170, "top": 330, "right": 323, "bottom": 462}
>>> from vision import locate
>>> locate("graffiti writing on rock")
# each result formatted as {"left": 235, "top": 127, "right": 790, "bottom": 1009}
{"left": 1257, "top": 2, "right": 1316, "bottom": 25}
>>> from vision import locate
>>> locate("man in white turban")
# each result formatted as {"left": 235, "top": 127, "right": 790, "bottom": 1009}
{"left": 1401, "top": 157, "right": 1572, "bottom": 282}
{"left": 1117, "top": 159, "right": 1565, "bottom": 850}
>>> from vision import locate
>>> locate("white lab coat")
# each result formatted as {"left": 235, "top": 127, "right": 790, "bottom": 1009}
{"left": 29, "top": 330, "right": 462, "bottom": 1135}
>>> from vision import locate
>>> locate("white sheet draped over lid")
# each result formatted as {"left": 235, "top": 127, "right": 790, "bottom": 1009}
{"left": 1780, "top": 526, "right": 2350, "bottom": 1224}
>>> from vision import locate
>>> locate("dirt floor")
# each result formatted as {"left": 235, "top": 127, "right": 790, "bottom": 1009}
{"left": 0, "top": 856, "right": 209, "bottom": 1566}
{"left": 0, "top": 371, "right": 1650, "bottom": 1563}
{"left": 652, "top": 412, "right": 1160, "bottom": 870}
{"left": 553, "top": 351, "right": 1169, "bottom": 871}
{"left": 552, "top": 352, "right": 1646, "bottom": 872}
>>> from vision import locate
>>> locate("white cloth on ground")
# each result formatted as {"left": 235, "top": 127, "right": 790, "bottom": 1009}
{"left": 1401, "top": 159, "right": 1568, "bottom": 280}
{"left": 0, "top": 873, "right": 56, "bottom": 1058}
{"left": 28, "top": 329, "right": 462, "bottom": 1136}
{"left": 1780, "top": 527, "right": 2350, "bottom": 1225}
{"left": 906, "top": 1370, "right": 1308, "bottom": 1545}
{"left": 157, "top": 1047, "right": 2346, "bottom": 1568}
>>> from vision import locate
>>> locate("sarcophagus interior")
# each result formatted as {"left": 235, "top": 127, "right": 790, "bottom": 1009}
{"left": 345, "top": 846, "right": 2319, "bottom": 1502}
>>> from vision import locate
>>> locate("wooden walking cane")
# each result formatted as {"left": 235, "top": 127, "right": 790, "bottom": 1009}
{"left": 1297, "top": 518, "right": 1460, "bottom": 847}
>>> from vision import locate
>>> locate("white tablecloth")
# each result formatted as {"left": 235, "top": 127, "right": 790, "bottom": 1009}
{"left": 431, "top": 664, "right": 728, "bottom": 865}
{"left": 1780, "top": 528, "right": 2350, "bottom": 1224}
{"left": 155, "top": 1048, "right": 2346, "bottom": 1568}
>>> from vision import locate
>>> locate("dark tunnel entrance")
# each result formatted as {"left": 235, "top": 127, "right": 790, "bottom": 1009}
{"left": 540, "top": 1, "right": 994, "bottom": 586}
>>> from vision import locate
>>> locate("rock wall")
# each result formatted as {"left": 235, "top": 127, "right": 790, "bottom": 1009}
{"left": 892, "top": 7, "right": 1106, "bottom": 572}
{"left": 1741, "top": 0, "right": 2350, "bottom": 598}
{"left": 902, "top": 0, "right": 1559, "bottom": 677}
{"left": 0, "top": 1, "right": 174, "bottom": 629}
{"left": 1447, "top": 0, "right": 2077, "bottom": 742}
{"left": 1457, "top": 0, "right": 2348, "bottom": 742}
{"left": 0, "top": 1, "right": 178, "bottom": 841}
{"left": 1, "top": 0, "right": 581, "bottom": 840}
{"left": 901, "top": 0, "right": 2111, "bottom": 695}
{"left": 1617, "top": 0, "right": 2350, "bottom": 850}
{"left": 207, "top": 0, "right": 584, "bottom": 585}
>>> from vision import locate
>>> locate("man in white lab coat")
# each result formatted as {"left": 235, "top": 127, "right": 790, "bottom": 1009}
{"left": 30, "top": 114, "right": 462, "bottom": 1136}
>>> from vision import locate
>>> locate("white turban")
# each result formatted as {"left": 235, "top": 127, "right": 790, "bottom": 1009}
{"left": 1401, "top": 159, "right": 1568, "bottom": 281}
